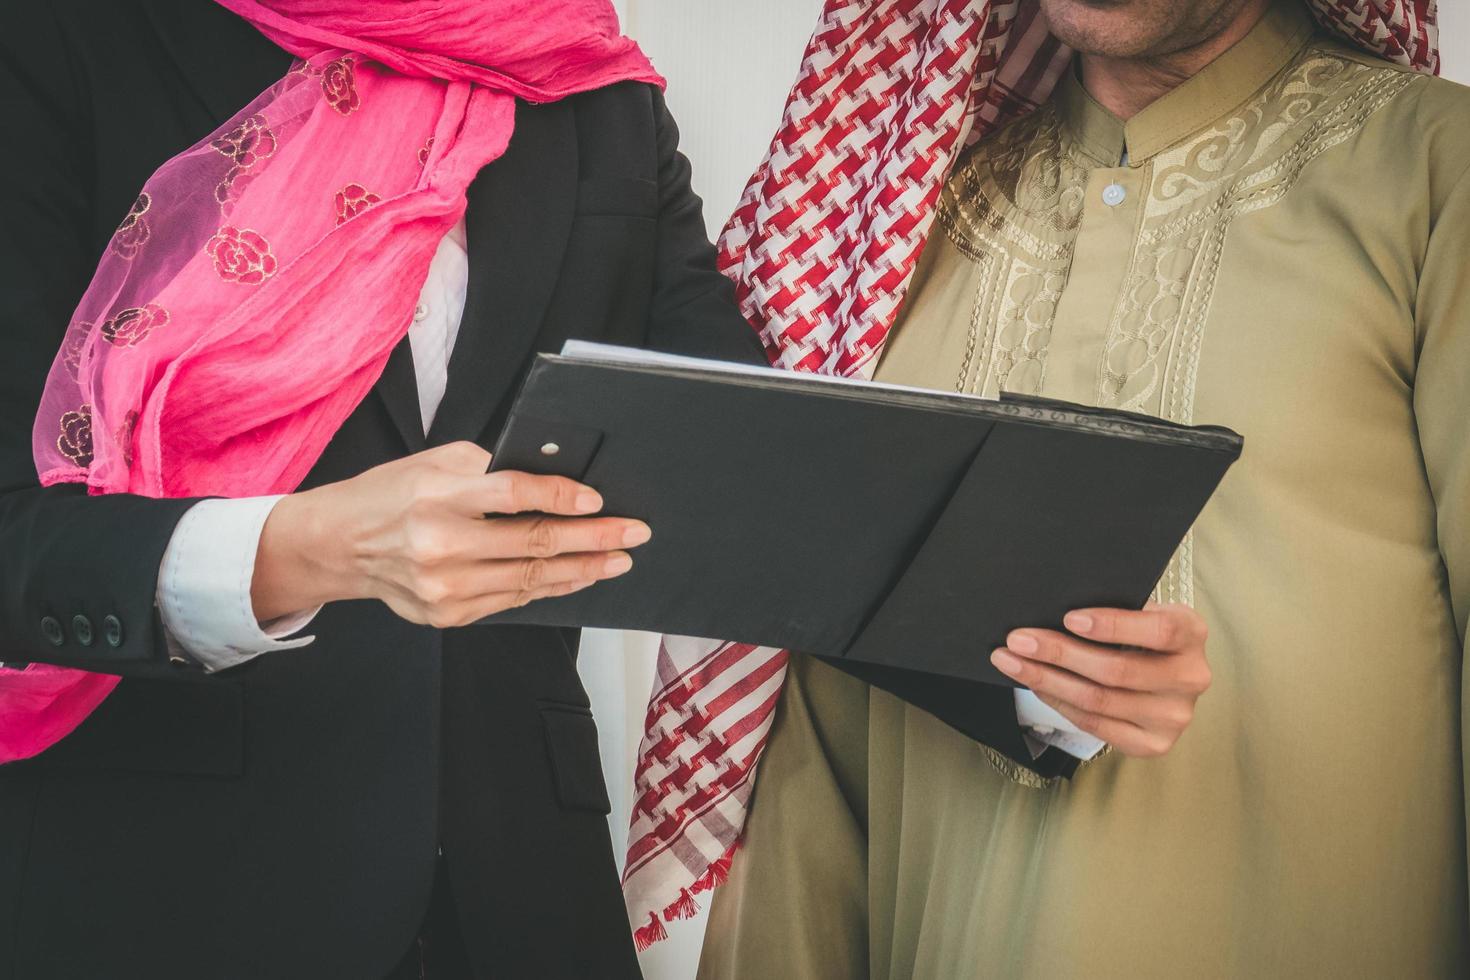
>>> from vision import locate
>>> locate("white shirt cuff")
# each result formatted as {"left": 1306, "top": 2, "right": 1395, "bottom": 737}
{"left": 158, "top": 496, "right": 320, "bottom": 673}
{"left": 1013, "top": 688, "right": 1106, "bottom": 761}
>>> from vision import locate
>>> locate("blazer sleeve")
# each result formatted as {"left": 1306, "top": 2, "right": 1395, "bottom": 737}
{"left": 643, "top": 89, "right": 771, "bottom": 369}
{"left": 0, "top": 9, "right": 201, "bottom": 677}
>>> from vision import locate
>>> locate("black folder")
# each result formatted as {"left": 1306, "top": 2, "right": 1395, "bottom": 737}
{"left": 485, "top": 343, "right": 1242, "bottom": 730}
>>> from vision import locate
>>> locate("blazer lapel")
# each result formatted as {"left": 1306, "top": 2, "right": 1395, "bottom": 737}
{"left": 426, "top": 100, "right": 579, "bottom": 447}
{"left": 144, "top": 0, "right": 292, "bottom": 125}
{"left": 376, "top": 337, "right": 428, "bottom": 452}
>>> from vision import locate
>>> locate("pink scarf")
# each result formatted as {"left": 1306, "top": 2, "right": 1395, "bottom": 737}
{"left": 0, "top": 0, "right": 661, "bottom": 764}
{"left": 622, "top": 0, "right": 1439, "bottom": 948}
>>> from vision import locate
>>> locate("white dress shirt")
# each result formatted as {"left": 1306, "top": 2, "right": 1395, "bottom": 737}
{"left": 155, "top": 218, "right": 1098, "bottom": 760}
{"left": 157, "top": 220, "right": 469, "bottom": 669}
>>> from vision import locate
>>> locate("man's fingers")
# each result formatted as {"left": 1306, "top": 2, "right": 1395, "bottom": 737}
{"left": 1061, "top": 603, "right": 1206, "bottom": 652}
{"left": 990, "top": 648, "right": 1194, "bottom": 730}
{"left": 1031, "top": 693, "right": 1175, "bottom": 758}
{"left": 1001, "top": 629, "right": 1200, "bottom": 694}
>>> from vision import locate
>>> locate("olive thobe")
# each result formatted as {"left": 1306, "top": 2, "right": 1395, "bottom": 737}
{"left": 701, "top": 5, "right": 1470, "bottom": 978}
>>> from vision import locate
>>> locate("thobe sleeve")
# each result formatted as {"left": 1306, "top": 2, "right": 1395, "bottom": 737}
{"left": 1411, "top": 160, "right": 1470, "bottom": 923}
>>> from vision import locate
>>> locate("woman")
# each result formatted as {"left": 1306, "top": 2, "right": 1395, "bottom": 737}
{"left": 0, "top": 2, "right": 766, "bottom": 977}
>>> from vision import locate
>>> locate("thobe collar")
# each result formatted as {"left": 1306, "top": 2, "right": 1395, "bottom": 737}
{"left": 1055, "top": 0, "right": 1318, "bottom": 167}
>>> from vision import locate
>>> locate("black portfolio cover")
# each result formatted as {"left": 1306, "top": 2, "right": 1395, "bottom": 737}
{"left": 485, "top": 344, "right": 1242, "bottom": 731}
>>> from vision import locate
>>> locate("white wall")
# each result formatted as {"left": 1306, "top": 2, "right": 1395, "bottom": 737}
{"left": 584, "top": 5, "right": 1470, "bottom": 978}
{"left": 621, "top": 0, "right": 829, "bottom": 233}
{"left": 1444, "top": 3, "right": 1470, "bottom": 84}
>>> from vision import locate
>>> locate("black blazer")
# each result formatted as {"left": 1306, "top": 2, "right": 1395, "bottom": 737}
{"left": 0, "top": 4, "right": 1052, "bottom": 978}
{"left": 0, "top": 3, "right": 769, "bottom": 977}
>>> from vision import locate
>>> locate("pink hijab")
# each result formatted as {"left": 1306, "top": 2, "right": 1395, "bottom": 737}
{"left": 1, "top": 0, "right": 661, "bottom": 764}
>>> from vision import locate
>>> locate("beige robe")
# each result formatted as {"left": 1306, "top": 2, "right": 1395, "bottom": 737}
{"left": 700, "top": 4, "right": 1470, "bottom": 978}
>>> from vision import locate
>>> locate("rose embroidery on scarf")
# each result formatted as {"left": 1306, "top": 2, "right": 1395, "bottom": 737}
{"left": 57, "top": 406, "right": 94, "bottom": 468}
{"left": 334, "top": 183, "right": 382, "bottom": 226}
{"left": 321, "top": 58, "right": 361, "bottom": 115}
{"left": 60, "top": 331, "right": 87, "bottom": 381}
{"left": 212, "top": 115, "right": 276, "bottom": 170}
{"left": 117, "top": 410, "right": 140, "bottom": 469}
{"left": 212, "top": 115, "right": 278, "bottom": 205}
{"left": 207, "top": 227, "right": 278, "bottom": 285}
{"left": 110, "top": 193, "right": 152, "bottom": 259}
{"left": 100, "top": 304, "right": 170, "bottom": 348}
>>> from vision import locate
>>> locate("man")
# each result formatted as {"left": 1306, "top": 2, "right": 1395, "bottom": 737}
{"left": 0, "top": 2, "right": 767, "bottom": 978}
{"left": 698, "top": 0, "right": 1467, "bottom": 977}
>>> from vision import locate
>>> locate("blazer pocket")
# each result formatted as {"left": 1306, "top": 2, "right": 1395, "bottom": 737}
{"left": 575, "top": 176, "right": 658, "bottom": 218}
{"left": 539, "top": 703, "right": 612, "bottom": 814}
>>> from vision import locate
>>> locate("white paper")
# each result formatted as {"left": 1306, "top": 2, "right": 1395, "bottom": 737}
{"left": 559, "top": 340, "right": 1000, "bottom": 401}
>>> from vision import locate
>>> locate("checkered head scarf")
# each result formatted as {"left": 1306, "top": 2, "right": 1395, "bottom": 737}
{"left": 623, "top": 0, "right": 1438, "bottom": 948}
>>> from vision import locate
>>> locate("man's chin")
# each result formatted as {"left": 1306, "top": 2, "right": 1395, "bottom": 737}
{"left": 1037, "top": 0, "right": 1188, "bottom": 59}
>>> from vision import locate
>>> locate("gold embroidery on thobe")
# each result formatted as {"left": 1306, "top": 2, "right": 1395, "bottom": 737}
{"left": 939, "top": 109, "right": 1087, "bottom": 398}
{"left": 1104, "top": 54, "right": 1415, "bottom": 424}
{"left": 1114, "top": 55, "right": 1412, "bottom": 602}
{"left": 938, "top": 48, "right": 1412, "bottom": 610}
{"left": 916, "top": 48, "right": 1418, "bottom": 786}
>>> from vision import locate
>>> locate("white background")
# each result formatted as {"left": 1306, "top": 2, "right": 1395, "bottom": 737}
{"left": 586, "top": 4, "right": 1470, "bottom": 977}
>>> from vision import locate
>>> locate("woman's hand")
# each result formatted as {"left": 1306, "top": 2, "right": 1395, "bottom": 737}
{"left": 251, "top": 441, "right": 649, "bottom": 628}
{"left": 990, "top": 602, "right": 1211, "bottom": 758}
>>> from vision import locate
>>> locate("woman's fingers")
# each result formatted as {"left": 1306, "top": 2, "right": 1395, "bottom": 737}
{"left": 421, "top": 439, "right": 494, "bottom": 474}
{"left": 452, "top": 514, "right": 651, "bottom": 560}
{"left": 463, "top": 469, "right": 605, "bottom": 517}
{"left": 431, "top": 550, "right": 633, "bottom": 607}
{"left": 398, "top": 548, "right": 632, "bottom": 628}
{"left": 449, "top": 577, "right": 603, "bottom": 627}
{"left": 399, "top": 576, "right": 603, "bottom": 631}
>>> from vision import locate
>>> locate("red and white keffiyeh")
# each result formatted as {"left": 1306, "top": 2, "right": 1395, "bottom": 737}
{"left": 623, "top": 0, "right": 1438, "bottom": 947}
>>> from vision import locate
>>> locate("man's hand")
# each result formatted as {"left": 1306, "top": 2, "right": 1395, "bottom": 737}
{"left": 252, "top": 441, "right": 649, "bottom": 628}
{"left": 989, "top": 602, "right": 1211, "bottom": 758}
